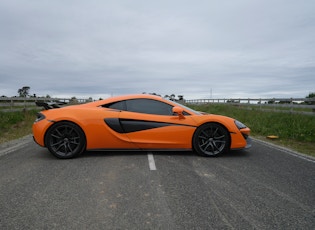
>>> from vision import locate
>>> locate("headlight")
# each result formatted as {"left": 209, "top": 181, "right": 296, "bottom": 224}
{"left": 235, "top": 120, "right": 247, "bottom": 129}
{"left": 34, "top": 113, "right": 45, "bottom": 123}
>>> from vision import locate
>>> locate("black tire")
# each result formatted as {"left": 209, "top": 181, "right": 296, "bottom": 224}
{"left": 193, "top": 123, "right": 230, "bottom": 157}
{"left": 45, "top": 121, "right": 86, "bottom": 159}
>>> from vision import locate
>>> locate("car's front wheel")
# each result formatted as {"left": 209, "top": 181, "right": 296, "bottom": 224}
{"left": 45, "top": 121, "right": 86, "bottom": 159}
{"left": 193, "top": 123, "right": 230, "bottom": 157}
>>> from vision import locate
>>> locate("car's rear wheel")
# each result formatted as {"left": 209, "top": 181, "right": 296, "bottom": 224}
{"left": 45, "top": 121, "right": 86, "bottom": 159}
{"left": 193, "top": 123, "right": 230, "bottom": 157}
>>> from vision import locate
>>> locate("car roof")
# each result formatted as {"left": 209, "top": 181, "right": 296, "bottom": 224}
{"left": 83, "top": 94, "right": 169, "bottom": 107}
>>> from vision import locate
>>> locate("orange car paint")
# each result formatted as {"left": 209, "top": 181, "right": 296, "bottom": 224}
{"left": 33, "top": 94, "right": 250, "bottom": 151}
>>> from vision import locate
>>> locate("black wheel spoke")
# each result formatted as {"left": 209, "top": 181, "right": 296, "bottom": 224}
{"left": 212, "top": 142, "right": 221, "bottom": 151}
{"left": 55, "top": 128, "right": 63, "bottom": 137}
{"left": 200, "top": 141, "right": 209, "bottom": 148}
{"left": 69, "top": 137, "right": 80, "bottom": 144}
{"left": 214, "top": 135, "right": 225, "bottom": 140}
{"left": 66, "top": 143, "right": 73, "bottom": 153}
{"left": 204, "top": 142, "right": 213, "bottom": 152}
{"left": 51, "top": 133, "right": 62, "bottom": 139}
{"left": 51, "top": 140, "right": 63, "bottom": 147}
{"left": 55, "top": 142, "right": 63, "bottom": 152}
{"left": 201, "top": 130, "right": 208, "bottom": 136}
{"left": 213, "top": 127, "right": 219, "bottom": 136}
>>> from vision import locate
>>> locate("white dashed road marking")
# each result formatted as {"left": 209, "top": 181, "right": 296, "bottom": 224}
{"left": 147, "top": 152, "right": 157, "bottom": 170}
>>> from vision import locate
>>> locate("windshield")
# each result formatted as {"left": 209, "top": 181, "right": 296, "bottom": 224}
{"left": 168, "top": 100, "right": 201, "bottom": 115}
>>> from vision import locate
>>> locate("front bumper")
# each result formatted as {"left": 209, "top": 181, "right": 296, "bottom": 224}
{"left": 244, "top": 137, "right": 252, "bottom": 149}
{"left": 231, "top": 136, "right": 252, "bottom": 151}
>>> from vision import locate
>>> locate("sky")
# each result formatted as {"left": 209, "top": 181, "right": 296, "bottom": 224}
{"left": 0, "top": 0, "right": 314, "bottom": 100}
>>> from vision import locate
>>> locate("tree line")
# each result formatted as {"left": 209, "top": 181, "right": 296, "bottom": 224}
{"left": 1, "top": 86, "right": 314, "bottom": 105}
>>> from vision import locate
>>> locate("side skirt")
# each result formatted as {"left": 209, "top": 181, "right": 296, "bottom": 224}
{"left": 86, "top": 148, "right": 192, "bottom": 152}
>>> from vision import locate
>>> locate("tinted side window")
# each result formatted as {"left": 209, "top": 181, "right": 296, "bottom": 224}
{"left": 126, "top": 99, "right": 173, "bottom": 115}
{"left": 103, "top": 101, "right": 126, "bottom": 110}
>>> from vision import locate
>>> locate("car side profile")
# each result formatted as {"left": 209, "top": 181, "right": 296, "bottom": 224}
{"left": 32, "top": 94, "right": 251, "bottom": 159}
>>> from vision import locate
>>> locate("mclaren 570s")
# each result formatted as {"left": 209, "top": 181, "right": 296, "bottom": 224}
{"left": 33, "top": 94, "right": 251, "bottom": 159}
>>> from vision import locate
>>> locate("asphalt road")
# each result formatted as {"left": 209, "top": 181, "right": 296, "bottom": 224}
{"left": 0, "top": 136, "right": 314, "bottom": 230}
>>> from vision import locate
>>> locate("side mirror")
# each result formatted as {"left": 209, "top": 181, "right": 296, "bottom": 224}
{"left": 172, "top": 106, "right": 185, "bottom": 118}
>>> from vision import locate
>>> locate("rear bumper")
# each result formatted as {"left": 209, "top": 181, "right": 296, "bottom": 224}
{"left": 33, "top": 135, "right": 45, "bottom": 147}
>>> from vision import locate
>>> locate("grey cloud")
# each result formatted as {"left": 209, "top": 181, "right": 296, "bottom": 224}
{"left": 0, "top": 0, "right": 314, "bottom": 99}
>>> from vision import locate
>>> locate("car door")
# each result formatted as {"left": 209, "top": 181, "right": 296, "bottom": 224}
{"left": 118, "top": 98, "right": 198, "bottom": 150}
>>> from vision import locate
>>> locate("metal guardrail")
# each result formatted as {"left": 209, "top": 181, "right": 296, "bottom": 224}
{"left": 185, "top": 97, "right": 315, "bottom": 104}
{"left": 2, "top": 97, "right": 315, "bottom": 114}
{"left": 0, "top": 97, "right": 90, "bottom": 112}
{"left": 185, "top": 98, "right": 315, "bottom": 115}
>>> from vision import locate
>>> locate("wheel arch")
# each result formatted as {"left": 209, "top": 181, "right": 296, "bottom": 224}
{"left": 44, "top": 120, "right": 87, "bottom": 148}
{"left": 192, "top": 121, "right": 232, "bottom": 153}
{"left": 191, "top": 121, "right": 232, "bottom": 157}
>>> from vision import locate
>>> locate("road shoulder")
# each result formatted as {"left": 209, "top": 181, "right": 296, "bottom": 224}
{"left": 0, "top": 134, "right": 33, "bottom": 157}
{"left": 252, "top": 137, "right": 315, "bottom": 163}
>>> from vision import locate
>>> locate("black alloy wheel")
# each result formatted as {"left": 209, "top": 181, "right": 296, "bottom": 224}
{"left": 45, "top": 121, "right": 86, "bottom": 159}
{"left": 193, "top": 123, "right": 230, "bottom": 156}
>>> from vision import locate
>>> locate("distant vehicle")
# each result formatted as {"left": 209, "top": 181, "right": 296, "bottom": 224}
{"left": 33, "top": 94, "right": 251, "bottom": 159}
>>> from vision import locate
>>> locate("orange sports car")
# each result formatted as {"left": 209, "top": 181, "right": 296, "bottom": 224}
{"left": 33, "top": 94, "right": 251, "bottom": 159}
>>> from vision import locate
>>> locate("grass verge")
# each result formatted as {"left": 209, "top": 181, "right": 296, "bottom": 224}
{"left": 188, "top": 103, "right": 315, "bottom": 157}
{"left": 0, "top": 110, "right": 38, "bottom": 144}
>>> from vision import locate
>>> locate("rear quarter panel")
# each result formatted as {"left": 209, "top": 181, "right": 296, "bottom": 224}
{"left": 36, "top": 107, "right": 138, "bottom": 150}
